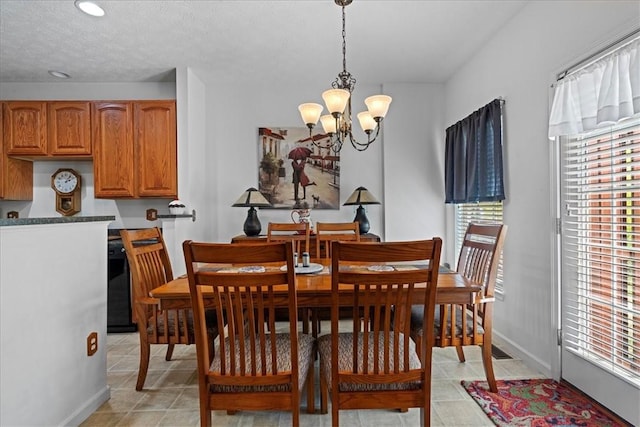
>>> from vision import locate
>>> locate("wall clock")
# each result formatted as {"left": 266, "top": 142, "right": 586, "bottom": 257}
{"left": 51, "top": 168, "right": 81, "bottom": 216}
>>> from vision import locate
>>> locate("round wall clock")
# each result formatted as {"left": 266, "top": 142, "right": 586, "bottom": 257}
{"left": 51, "top": 168, "right": 81, "bottom": 216}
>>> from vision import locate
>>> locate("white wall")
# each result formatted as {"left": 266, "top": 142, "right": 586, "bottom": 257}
{"left": 444, "top": 0, "right": 639, "bottom": 384}
{"left": 0, "top": 221, "right": 111, "bottom": 426}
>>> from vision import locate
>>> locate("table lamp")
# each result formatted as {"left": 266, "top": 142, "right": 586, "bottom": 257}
{"left": 343, "top": 186, "right": 381, "bottom": 234}
{"left": 232, "top": 187, "right": 272, "bottom": 236}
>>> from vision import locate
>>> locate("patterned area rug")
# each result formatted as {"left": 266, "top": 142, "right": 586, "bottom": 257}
{"left": 462, "top": 379, "right": 630, "bottom": 427}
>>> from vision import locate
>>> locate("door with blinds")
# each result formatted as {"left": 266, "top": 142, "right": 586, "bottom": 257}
{"left": 559, "top": 118, "right": 639, "bottom": 421}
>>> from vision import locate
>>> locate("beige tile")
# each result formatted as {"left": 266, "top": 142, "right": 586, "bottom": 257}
{"left": 88, "top": 331, "right": 546, "bottom": 426}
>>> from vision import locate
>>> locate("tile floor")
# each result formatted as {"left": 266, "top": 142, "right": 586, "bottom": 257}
{"left": 81, "top": 327, "right": 545, "bottom": 427}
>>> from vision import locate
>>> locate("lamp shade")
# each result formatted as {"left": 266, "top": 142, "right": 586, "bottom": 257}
{"left": 298, "top": 103, "right": 323, "bottom": 127}
{"left": 232, "top": 187, "right": 272, "bottom": 208}
{"left": 364, "top": 95, "right": 392, "bottom": 119}
{"left": 357, "top": 111, "right": 377, "bottom": 133}
{"left": 322, "top": 88, "right": 350, "bottom": 115}
{"left": 343, "top": 186, "right": 381, "bottom": 206}
{"left": 320, "top": 114, "right": 337, "bottom": 134}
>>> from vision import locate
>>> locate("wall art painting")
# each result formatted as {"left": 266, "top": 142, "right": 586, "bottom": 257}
{"left": 258, "top": 127, "right": 340, "bottom": 209}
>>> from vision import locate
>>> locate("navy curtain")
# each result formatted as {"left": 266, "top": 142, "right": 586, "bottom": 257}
{"left": 445, "top": 98, "right": 505, "bottom": 203}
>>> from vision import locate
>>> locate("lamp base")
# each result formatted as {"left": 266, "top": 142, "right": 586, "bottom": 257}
{"left": 243, "top": 207, "right": 262, "bottom": 236}
{"left": 353, "top": 205, "right": 370, "bottom": 235}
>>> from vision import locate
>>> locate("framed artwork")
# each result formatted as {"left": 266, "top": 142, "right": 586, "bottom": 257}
{"left": 258, "top": 127, "right": 340, "bottom": 209}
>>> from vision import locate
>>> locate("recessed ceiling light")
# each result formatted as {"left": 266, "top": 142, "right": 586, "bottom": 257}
{"left": 49, "top": 70, "right": 71, "bottom": 79}
{"left": 74, "top": 1, "right": 105, "bottom": 17}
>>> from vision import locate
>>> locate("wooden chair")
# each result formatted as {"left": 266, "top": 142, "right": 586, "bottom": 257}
{"left": 311, "top": 221, "right": 361, "bottom": 336}
{"left": 267, "top": 222, "right": 311, "bottom": 255}
{"left": 318, "top": 239, "right": 442, "bottom": 426}
{"left": 120, "top": 227, "right": 217, "bottom": 391}
{"left": 267, "top": 221, "right": 312, "bottom": 333}
{"left": 315, "top": 221, "right": 360, "bottom": 258}
{"left": 183, "top": 241, "right": 316, "bottom": 427}
{"left": 410, "top": 223, "right": 507, "bottom": 393}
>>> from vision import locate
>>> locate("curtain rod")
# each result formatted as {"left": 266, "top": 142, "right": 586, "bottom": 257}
{"left": 556, "top": 28, "right": 639, "bottom": 81}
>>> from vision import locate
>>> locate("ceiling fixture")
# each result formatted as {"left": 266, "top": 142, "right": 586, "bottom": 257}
{"left": 48, "top": 70, "right": 71, "bottom": 79}
{"left": 74, "top": 1, "right": 105, "bottom": 17}
{"left": 298, "top": 0, "right": 392, "bottom": 153}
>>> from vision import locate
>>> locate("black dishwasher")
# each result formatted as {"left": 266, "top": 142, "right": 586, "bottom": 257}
{"left": 107, "top": 236, "right": 137, "bottom": 333}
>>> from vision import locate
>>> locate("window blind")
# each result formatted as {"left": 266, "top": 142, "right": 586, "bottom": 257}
{"left": 455, "top": 202, "right": 505, "bottom": 294}
{"left": 561, "top": 118, "right": 640, "bottom": 385}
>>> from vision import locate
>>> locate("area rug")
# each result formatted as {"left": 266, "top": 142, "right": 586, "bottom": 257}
{"left": 462, "top": 379, "right": 630, "bottom": 427}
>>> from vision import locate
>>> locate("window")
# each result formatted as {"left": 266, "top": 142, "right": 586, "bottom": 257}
{"left": 561, "top": 118, "right": 639, "bottom": 384}
{"left": 455, "top": 201, "right": 505, "bottom": 294}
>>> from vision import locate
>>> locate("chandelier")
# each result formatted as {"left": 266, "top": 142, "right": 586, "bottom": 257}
{"left": 297, "top": 0, "right": 392, "bottom": 153}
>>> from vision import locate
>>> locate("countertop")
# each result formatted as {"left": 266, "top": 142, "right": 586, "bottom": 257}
{"left": 0, "top": 216, "right": 115, "bottom": 227}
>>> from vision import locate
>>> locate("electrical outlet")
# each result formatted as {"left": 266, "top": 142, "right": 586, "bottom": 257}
{"left": 87, "top": 332, "right": 98, "bottom": 356}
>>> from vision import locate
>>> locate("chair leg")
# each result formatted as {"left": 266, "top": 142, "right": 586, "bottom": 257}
{"left": 455, "top": 345, "right": 465, "bottom": 362}
{"left": 306, "top": 356, "right": 315, "bottom": 414}
{"left": 136, "top": 341, "right": 151, "bottom": 391}
{"left": 165, "top": 343, "right": 175, "bottom": 361}
{"left": 481, "top": 343, "right": 498, "bottom": 392}
{"left": 320, "top": 364, "right": 328, "bottom": 414}
{"left": 331, "top": 395, "right": 339, "bottom": 427}
{"left": 301, "top": 309, "right": 309, "bottom": 334}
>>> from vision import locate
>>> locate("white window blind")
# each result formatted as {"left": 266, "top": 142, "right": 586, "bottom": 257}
{"left": 561, "top": 118, "right": 640, "bottom": 385}
{"left": 455, "top": 202, "right": 504, "bottom": 294}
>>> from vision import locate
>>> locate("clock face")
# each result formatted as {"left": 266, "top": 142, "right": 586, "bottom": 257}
{"left": 53, "top": 170, "right": 79, "bottom": 194}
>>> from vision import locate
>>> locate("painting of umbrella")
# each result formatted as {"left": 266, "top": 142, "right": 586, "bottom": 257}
{"left": 288, "top": 146, "right": 312, "bottom": 160}
{"left": 258, "top": 127, "right": 340, "bottom": 209}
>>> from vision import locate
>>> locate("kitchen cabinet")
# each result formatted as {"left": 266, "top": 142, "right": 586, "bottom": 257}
{"left": 93, "top": 100, "right": 177, "bottom": 198}
{"left": 4, "top": 101, "right": 91, "bottom": 158}
{"left": 48, "top": 101, "right": 92, "bottom": 157}
{"left": 93, "top": 102, "right": 135, "bottom": 197}
{"left": 0, "top": 103, "right": 33, "bottom": 200}
{"left": 4, "top": 101, "right": 47, "bottom": 156}
{"left": 135, "top": 101, "right": 177, "bottom": 197}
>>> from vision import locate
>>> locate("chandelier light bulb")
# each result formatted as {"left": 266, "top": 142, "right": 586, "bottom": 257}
{"left": 364, "top": 95, "right": 392, "bottom": 119}
{"left": 322, "top": 89, "right": 350, "bottom": 116}
{"left": 298, "top": 103, "right": 323, "bottom": 127}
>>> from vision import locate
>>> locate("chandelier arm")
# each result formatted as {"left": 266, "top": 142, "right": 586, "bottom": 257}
{"left": 348, "top": 123, "right": 382, "bottom": 151}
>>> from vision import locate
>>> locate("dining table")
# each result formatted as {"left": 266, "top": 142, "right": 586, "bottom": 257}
{"left": 149, "top": 258, "right": 483, "bottom": 311}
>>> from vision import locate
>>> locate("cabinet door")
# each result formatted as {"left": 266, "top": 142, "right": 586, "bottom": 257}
{"left": 135, "top": 101, "right": 177, "bottom": 197}
{"left": 0, "top": 103, "right": 33, "bottom": 200}
{"left": 48, "top": 101, "right": 92, "bottom": 156}
{"left": 4, "top": 101, "right": 47, "bottom": 156}
{"left": 93, "top": 102, "right": 135, "bottom": 198}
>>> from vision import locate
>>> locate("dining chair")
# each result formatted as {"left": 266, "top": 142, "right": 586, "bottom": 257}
{"left": 315, "top": 221, "right": 360, "bottom": 258}
{"left": 318, "top": 239, "right": 442, "bottom": 426}
{"left": 311, "top": 221, "right": 361, "bottom": 336}
{"left": 267, "top": 221, "right": 311, "bottom": 255}
{"left": 120, "top": 227, "right": 218, "bottom": 391}
{"left": 267, "top": 221, "right": 313, "bottom": 333}
{"left": 410, "top": 223, "right": 507, "bottom": 393}
{"left": 182, "top": 241, "right": 316, "bottom": 427}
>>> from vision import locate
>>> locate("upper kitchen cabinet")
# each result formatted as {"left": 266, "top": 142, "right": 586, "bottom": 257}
{"left": 48, "top": 101, "right": 92, "bottom": 157}
{"left": 93, "top": 100, "right": 177, "bottom": 199}
{"left": 4, "top": 101, "right": 92, "bottom": 158}
{"left": 93, "top": 102, "right": 135, "bottom": 198}
{"left": 4, "top": 101, "right": 47, "bottom": 156}
{"left": 135, "top": 101, "right": 177, "bottom": 198}
{"left": 0, "top": 103, "right": 33, "bottom": 200}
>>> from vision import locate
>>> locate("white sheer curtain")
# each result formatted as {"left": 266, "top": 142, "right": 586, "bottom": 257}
{"left": 548, "top": 37, "right": 640, "bottom": 138}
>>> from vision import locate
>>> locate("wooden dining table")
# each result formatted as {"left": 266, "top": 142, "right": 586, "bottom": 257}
{"left": 150, "top": 258, "right": 483, "bottom": 311}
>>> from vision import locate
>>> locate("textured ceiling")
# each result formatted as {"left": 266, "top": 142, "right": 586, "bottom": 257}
{"left": 0, "top": 0, "right": 528, "bottom": 84}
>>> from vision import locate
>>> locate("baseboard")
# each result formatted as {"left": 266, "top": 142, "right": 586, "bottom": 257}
{"left": 61, "top": 385, "right": 110, "bottom": 427}
{"left": 492, "top": 331, "right": 553, "bottom": 377}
